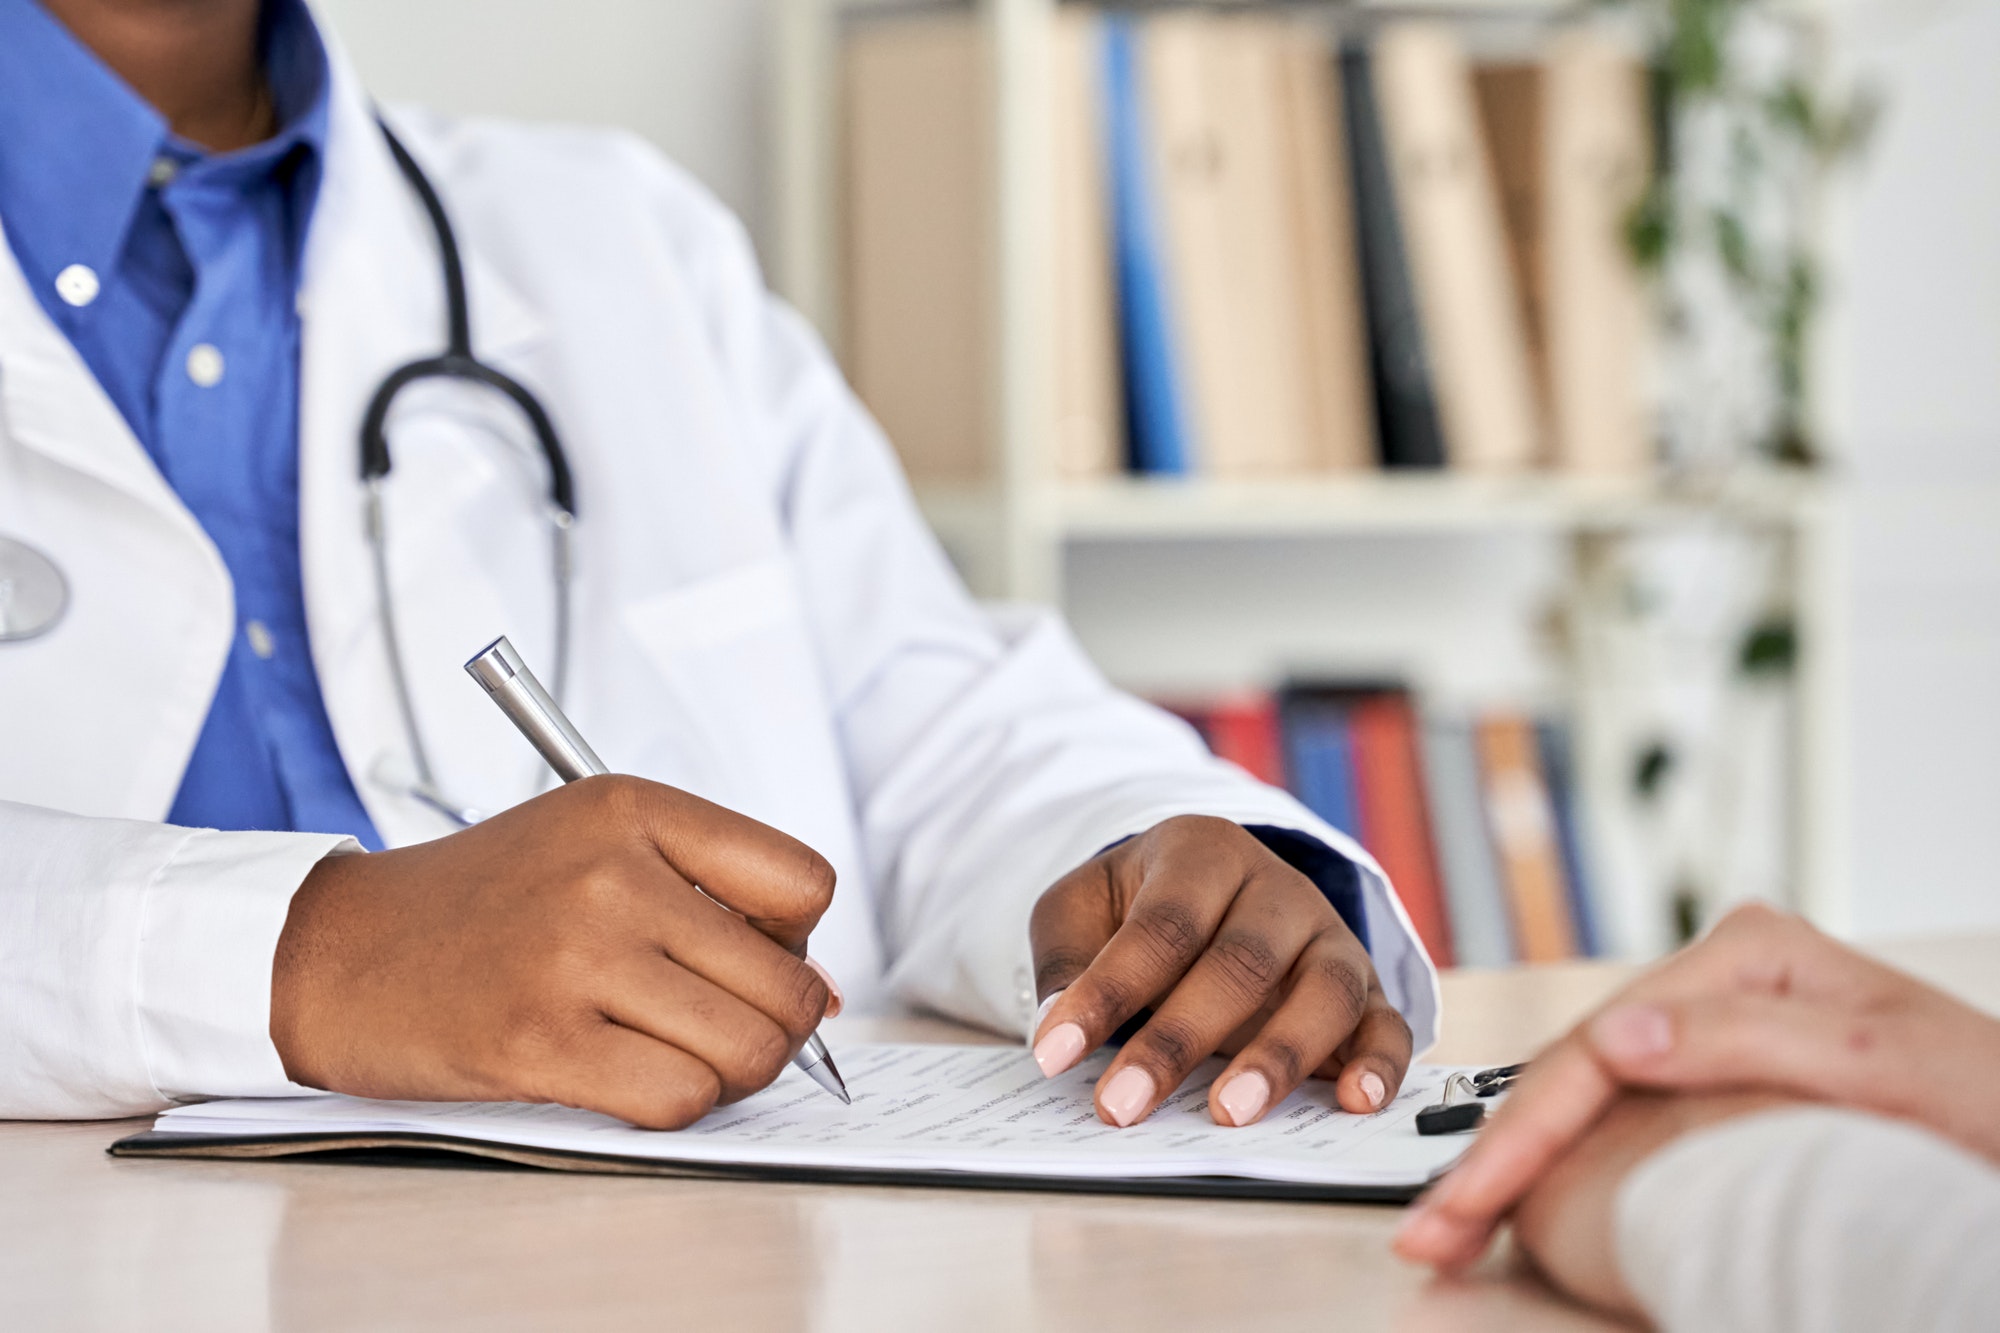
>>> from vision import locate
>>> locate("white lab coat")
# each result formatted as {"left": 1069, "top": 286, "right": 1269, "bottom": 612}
{"left": 0, "top": 34, "right": 1437, "bottom": 1119}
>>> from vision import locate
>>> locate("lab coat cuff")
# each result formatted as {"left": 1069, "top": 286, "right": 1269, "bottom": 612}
{"left": 1232, "top": 819, "right": 1440, "bottom": 1058}
{"left": 138, "top": 829, "right": 359, "bottom": 1102}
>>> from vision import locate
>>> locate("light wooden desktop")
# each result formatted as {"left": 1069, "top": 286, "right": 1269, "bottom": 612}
{"left": 4, "top": 935, "right": 1994, "bottom": 1333}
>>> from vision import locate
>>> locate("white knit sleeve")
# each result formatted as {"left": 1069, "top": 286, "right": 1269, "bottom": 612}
{"left": 1614, "top": 1105, "right": 2000, "bottom": 1333}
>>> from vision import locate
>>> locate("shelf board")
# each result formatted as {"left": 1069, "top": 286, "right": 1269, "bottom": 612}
{"left": 916, "top": 470, "right": 1826, "bottom": 542}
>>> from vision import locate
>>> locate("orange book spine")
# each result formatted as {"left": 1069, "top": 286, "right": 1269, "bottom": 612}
{"left": 1474, "top": 714, "right": 1578, "bottom": 962}
{"left": 1350, "top": 696, "right": 1455, "bottom": 967}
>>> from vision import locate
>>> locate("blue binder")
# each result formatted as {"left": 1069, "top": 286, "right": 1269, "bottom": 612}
{"left": 1103, "top": 18, "right": 1195, "bottom": 475}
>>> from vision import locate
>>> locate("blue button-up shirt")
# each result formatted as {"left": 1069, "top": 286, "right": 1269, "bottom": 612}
{"left": 0, "top": 0, "right": 382, "bottom": 848}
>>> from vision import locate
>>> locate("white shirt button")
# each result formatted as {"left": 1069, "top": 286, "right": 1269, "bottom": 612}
{"left": 246, "top": 620, "right": 276, "bottom": 660}
{"left": 148, "top": 156, "right": 180, "bottom": 188}
{"left": 55, "top": 264, "right": 100, "bottom": 308}
{"left": 186, "top": 344, "right": 226, "bottom": 387}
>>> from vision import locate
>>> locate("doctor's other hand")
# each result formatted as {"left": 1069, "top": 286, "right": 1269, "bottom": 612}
{"left": 1028, "top": 816, "right": 1412, "bottom": 1130}
{"left": 270, "top": 775, "right": 839, "bottom": 1130}
{"left": 1394, "top": 903, "right": 2000, "bottom": 1272}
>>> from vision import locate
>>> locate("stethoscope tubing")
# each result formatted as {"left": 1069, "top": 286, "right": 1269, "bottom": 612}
{"left": 362, "top": 117, "right": 577, "bottom": 825}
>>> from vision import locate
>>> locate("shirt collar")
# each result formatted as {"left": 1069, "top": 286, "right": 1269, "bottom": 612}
{"left": 0, "top": 0, "right": 331, "bottom": 290}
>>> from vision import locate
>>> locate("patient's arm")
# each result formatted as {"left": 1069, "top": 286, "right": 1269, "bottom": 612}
{"left": 1395, "top": 904, "right": 2000, "bottom": 1272}
{"left": 1507, "top": 1094, "right": 2000, "bottom": 1332}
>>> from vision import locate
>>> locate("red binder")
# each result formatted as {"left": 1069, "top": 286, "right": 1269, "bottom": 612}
{"left": 1350, "top": 694, "right": 1455, "bottom": 968}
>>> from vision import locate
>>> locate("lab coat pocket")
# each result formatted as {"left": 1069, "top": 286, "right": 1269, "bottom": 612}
{"left": 618, "top": 557, "right": 851, "bottom": 841}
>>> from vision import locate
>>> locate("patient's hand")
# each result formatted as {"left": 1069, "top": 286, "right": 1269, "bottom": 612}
{"left": 1394, "top": 903, "right": 2000, "bottom": 1272}
{"left": 1502, "top": 1090, "right": 1795, "bottom": 1318}
{"left": 271, "top": 776, "right": 838, "bottom": 1130}
{"left": 1026, "top": 816, "right": 1413, "bottom": 1129}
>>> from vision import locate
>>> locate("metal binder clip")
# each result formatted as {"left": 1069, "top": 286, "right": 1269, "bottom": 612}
{"left": 1416, "top": 1061, "right": 1529, "bottom": 1137}
{"left": 1417, "top": 1074, "right": 1487, "bottom": 1136}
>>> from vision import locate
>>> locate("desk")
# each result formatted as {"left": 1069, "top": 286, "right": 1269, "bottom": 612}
{"left": 4, "top": 935, "right": 1994, "bottom": 1332}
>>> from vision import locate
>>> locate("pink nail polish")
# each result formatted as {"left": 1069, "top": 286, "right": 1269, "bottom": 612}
{"left": 1359, "top": 1071, "right": 1387, "bottom": 1111}
{"left": 1217, "top": 1071, "right": 1271, "bottom": 1126}
{"left": 1099, "top": 1067, "right": 1156, "bottom": 1127}
{"left": 1033, "top": 1022, "right": 1087, "bottom": 1078}
{"left": 805, "top": 956, "right": 844, "bottom": 1019}
{"left": 1592, "top": 1003, "right": 1674, "bottom": 1060}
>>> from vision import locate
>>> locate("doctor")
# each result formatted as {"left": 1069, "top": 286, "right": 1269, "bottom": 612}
{"left": 0, "top": 0, "right": 1436, "bottom": 1131}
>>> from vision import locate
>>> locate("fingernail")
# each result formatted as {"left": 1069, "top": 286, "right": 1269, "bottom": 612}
{"left": 1033, "top": 1022, "right": 1087, "bottom": 1078}
{"left": 1217, "top": 1071, "right": 1271, "bottom": 1127}
{"left": 1099, "top": 1066, "right": 1156, "bottom": 1127}
{"left": 1360, "top": 1071, "right": 1388, "bottom": 1111}
{"left": 805, "top": 956, "right": 844, "bottom": 1019}
{"left": 1026, "top": 990, "right": 1065, "bottom": 1049}
{"left": 1592, "top": 1003, "right": 1674, "bottom": 1061}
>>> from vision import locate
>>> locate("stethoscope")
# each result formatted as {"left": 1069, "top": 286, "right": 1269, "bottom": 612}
{"left": 365, "top": 119, "right": 576, "bottom": 827}
{"left": 0, "top": 119, "right": 577, "bottom": 831}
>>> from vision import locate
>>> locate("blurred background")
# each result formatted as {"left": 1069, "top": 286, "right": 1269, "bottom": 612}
{"left": 319, "top": 0, "right": 2000, "bottom": 966}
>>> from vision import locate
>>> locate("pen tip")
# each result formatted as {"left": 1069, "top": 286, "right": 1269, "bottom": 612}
{"left": 802, "top": 1049, "right": 851, "bottom": 1104}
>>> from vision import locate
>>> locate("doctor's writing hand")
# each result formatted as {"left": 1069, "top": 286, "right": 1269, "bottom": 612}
{"left": 1394, "top": 903, "right": 2000, "bottom": 1273}
{"left": 1028, "top": 817, "right": 1411, "bottom": 1129}
{"left": 270, "top": 775, "right": 839, "bottom": 1130}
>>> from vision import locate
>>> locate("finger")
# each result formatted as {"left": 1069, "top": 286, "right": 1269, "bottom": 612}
{"left": 1034, "top": 850, "right": 1247, "bottom": 1080}
{"left": 1206, "top": 936, "right": 1379, "bottom": 1127}
{"left": 1092, "top": 879, "right": 1325, "bottom": 1126}
{"left": 1029, "top": 857, "right": 1120, "bottom": 1010}
{"left": 1327, "top": 982, "right": 1416, "bottom": 1115}
{"left": 598, "top": 954, "right": 798, "bottom": 1104}
{"left": 1398, "top": 906, "right": 1874, "bottom": 1271}
{"left": 1587, "top": 996, "right": 1920, "bottom": 1115}
{"left": 1392, "top": 1035, "right": 1620, "bottom": 1271}
{"left": 541, "top": 1018, "right": 722, "bottom": 1131}
{"left": 1395, "top": 913, "right": 1818, "bottom": 1266}
{"left": 651, "top": 877, "right": 831, "bottom": 1041}
{"left": 611, "top": 777, "right": 838, "bottom": 952}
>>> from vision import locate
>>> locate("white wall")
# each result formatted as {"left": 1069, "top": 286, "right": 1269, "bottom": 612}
{"left": 317, "top": 0, "right": 2000, "bottom": 940}
{"left": 314, "top": 0, "right": 775, "bottom": 255}
{"left": 1823, "top": 0, "right": 2000, "bottom": 938}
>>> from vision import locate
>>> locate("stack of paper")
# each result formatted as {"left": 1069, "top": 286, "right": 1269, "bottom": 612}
{"left": 129, "top": 1045, "right": 1481, "bottom": 1201}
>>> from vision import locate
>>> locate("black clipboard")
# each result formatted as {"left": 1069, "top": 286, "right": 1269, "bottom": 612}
{"left": 108, "top": 1128, "right": 1433, "bottom": 1204}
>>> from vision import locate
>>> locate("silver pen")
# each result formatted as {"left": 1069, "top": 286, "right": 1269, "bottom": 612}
{"left": 465, "top": 635, "right": 852, "bottom": 1105}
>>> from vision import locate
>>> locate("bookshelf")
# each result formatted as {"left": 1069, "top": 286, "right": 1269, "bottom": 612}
{"left": 768, "top": 0, "right": 1849, "bottom": 948}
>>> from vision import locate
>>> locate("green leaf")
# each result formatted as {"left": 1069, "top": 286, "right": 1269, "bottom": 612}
{"left": 1739, "top": 618, "right": 1798, "bottom": 676}
{"left": 1626, "top": 183, "right": 1674, "bottom": 271}
{"left": 1712, "top": 209, "right": 1756, "bottom": 288}
{"left": 1634, "top": 741, "right": 1676, "bottom": 799}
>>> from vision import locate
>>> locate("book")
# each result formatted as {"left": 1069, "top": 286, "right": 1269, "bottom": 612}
{"left": 1339, "top": 41, "right": 1447, "bottom": 469}
{"left": 1541, "top": 30, "right": 1653, "bottom": 475}
{"left": 1141, "top": 14, "right": 1325, "bottom": 477}
{"left": 1204, "top": 692, "right": 1288, "bottom": 788}
{"left": 1471, "top": 61, "right": 1553, "bottom": 442}
{"left": 843, "top": 12, "right": 1124, "bottom": 483}
{"left": 1105, "top": 15, "right": 1197, "bottom": 475}
{"left": 1420, "top": 717, "right": 1516, "bottom": 968}
{"left": 1371, "top": 24, "right": 1543, "bottom": 472}
{"left": 1050, "top": 10, "right": 1128, "bottom": 480}
{"left": 1275, "top": 30, "right": 1378, "bottom": 472}
{"left": 1282, "top": 698, "right": 1361, "bottom": 840}
{"left": 1536, "top": 718, "right": 1602, "bottom": 957}
{"left": 1349, "top": 694, "right": 1455, "bottom": 967}
{"left": 1475, "top": 714, "right": 1579, "bottom": 962}
{"left": 843, "top": 15, "right": 990, "bottom": 482}
{"left": 113, "top": 1045, "right": 1481, "bottom": 1203}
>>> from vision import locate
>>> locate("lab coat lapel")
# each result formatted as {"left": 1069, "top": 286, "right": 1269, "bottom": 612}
{"left": 0, "top": 221, "right": 206, "bottom": 534}
{"left": 298, "top": 41, "right": 555, "bottom": 847}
